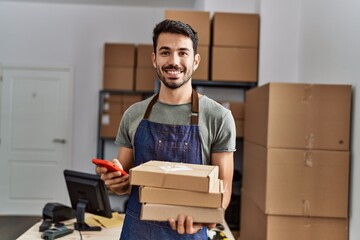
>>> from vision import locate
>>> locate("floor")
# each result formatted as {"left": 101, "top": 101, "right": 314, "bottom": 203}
{"left": 0, "top": 215, "right": 42, "bottom": 240}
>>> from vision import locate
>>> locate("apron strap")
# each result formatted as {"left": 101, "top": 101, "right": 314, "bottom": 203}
{"left": 143, "top": 89, "right": 199, "bottom": 125}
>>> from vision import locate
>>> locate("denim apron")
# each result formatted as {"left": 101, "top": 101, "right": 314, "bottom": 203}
{"left": 120, "top": 89, "right": 208, "bottom": 240}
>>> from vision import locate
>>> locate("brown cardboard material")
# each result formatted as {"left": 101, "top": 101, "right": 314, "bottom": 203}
{"left": 242, "top": 141, "right": 350, "bottom": 218}
{"left": 135, "top": 68, "right": 157, "bottom": 92}
{"left": 165, "top": 10, "right": 211, "bottom": 46}
{"left": 221, "top": 101, "right": 245, "bottom": 119}
{"left": 211, "top": 46, "right": 258, "bottom": 82}
{"left": 104, "top": 43, "right": 136, "bottom": 67}
{"left": 235, "top": 119, "right": 244, "bottom": 138}
{"left": 100, "top": 112, "right": 122, "bottom": 138}
{"left": 130, "top": 160, "right": 219, "bottom": 193}
{"left": 240, "top": 195, "right": 349, "bottom": 240}
{"left": 137, "top": 44, "right": 153, "bottom": 67}
{"left": 193, "top": 45, "right": 209, "bottom": 80}
{"left": 139, "top": 179, "right": 223, "bottom": 208}
{"left": 141, "top": 203, "right": 225, "bottom": 223}
{"left": 103, "top": 67, "right": 134, "bottom": 91}
{"left": 212, "top": 12, "right": 260, "bottom": 48}
{"left": 244, "top": 82, "right": 352, "bottom": 150}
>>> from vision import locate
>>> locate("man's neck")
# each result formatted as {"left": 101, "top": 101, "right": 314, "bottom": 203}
{"left": 158, "top": 82, "right": 193, "bottom": 105}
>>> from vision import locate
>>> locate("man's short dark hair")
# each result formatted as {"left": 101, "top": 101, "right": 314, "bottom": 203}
{"left": 152, "top": 19, "right": 198, "bottom": 55}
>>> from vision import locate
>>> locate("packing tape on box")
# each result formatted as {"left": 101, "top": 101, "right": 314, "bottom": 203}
{"left": 159, "top": 163, "right": 194, "bottom": 172}
{"left": 303, "top": 200, "right": 311, "bottom": 217}
{"left": 302, "top": 84, "right": 314, "bottom": 103}
{"left": 304, "top": 151, "right": 313, "bottom": 167}
{"left": 306, "top": 133, "right": 315, "bottom": 149}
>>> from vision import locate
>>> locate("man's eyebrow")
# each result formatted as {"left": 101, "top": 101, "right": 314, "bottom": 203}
{"left": 158, "top": 46, "right": 191, "bottom": 52}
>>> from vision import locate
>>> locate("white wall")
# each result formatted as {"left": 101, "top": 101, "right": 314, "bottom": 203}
{"left": 0, "top": 0, "right": 359, "bottom": 239}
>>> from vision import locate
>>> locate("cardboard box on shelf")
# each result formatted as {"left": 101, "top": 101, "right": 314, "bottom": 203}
{"left": 244, "top": 82, "right": 352, "bottom": 150}
{"left": 165, "top": 10, "right": 211, "bottom": 46}
{"left": 240, "top": 195, "right": 349, "bottom": 240}
{"left": 139, "top": 179, "right": 223, "bottom": 208}
{"left": 104, "top": 43, "right": 136, "bottom": 67}
{"left": 130, "top": 160, "right": 219, "bottom": 193}
{"left": 100, "top": 112, "right": 122, "bottom": 138}
{"left": 135, "top": 68, "right": 157, "bottom": 92}
{"left": 212, "top": 12, "right": 260, "bottom": 48}
{"left": 242, "top": 141, "right": 350, "bottom": 218}
{"left": 141, "top": 203, "right": 225, "bottom": 223}
{"left": 193, "top": 45, "right": 209, "bottom": 80}
{"left": 137, "top": 44, "right": 153, "bottom": 68}
{"left": 211, "top": 46, "right": 258, "bottom": 82}
{"left": 103, "top": 67, "right": 134, "bottom": 91}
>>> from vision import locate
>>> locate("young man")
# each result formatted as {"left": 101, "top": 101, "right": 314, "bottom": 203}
{"left": 97, "top": 19, "right": 236, "bottom": 239}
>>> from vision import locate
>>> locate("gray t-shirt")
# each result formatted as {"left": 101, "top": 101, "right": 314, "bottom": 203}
{"left": 115, "top": 95, "right": 236, "bottom": 165}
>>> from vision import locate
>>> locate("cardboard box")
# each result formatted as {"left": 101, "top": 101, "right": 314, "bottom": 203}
{"left": 104, "top": 43, "right": 136, "bottom": 67}
{"left": 130, "top": 160, "right": 219, "bottom": 193}
{"left": 211, "top": 46, "right": 258, "bottom": 82}
{"left": 235, "top": 119, "right": 244, "bottom": 138}
{"left": 165, "top": 10, "right": 211, "bottom": 46}
{"left": 193, "top": 45, "right": 209, "bottom": 80}
{"left": 141, "top": 203, "right": 225, "bottom": 223}
{"left": 135, "top": 68, "right": 157, "bottom": 92}
{"left": 244, "top": 82, "right": 352, "bottom": 150}
{"left": 240, "top": 195, "right": 349, "bottom": 240}
{"left": 100, "top": 112, "right": 122, "bottom": 138}
{"left": 137, "top": 44, "right": 153, "bottom": 68}
{"left": 242, "top": 141, "right": 350, "bottom": 218}
{"left": 139, "top": 179, "right": 223, "bottom": 208}
{"left": 221, "top": 101, "right": 245, "bottom": 120}
{"left": 103, "top": 67, "right": 134, "bottom": 91}
{"left": 212, "top": 12, "right": 260, "bottom": 48}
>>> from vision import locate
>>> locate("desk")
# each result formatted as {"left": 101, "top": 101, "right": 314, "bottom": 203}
{"left": 17, "top": 213, "right": 235, "bottom": 240}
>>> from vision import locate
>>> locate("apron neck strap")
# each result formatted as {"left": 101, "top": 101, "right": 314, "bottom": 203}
{"left": 143, "top": 88, "right": 199, "bottom": 125}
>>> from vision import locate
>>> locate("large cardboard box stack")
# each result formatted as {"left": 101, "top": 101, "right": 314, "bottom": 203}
{"left": 211, "top": 13, "right": 259, "bottom": 82}
{"left": 240, "top": 82, "right": 352, "bottom": 240}
{"left": 135, "top": 44, "right": 158, "bottom": 92}
{"left": 103, "top": 43, "right": 136, "bottom": 91}
{"left": 130, "top": 160, "right": 225, "bottom": 223}
{"left": 165, "top": 10, "right": 211, "bottom": 81}
{"left": 100, "top": 93, "right": 142, "bottom": 138}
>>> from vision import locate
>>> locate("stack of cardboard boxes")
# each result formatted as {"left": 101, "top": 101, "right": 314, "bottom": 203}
{"left": 135, "top": 44, "right": 158, "bottom": 92}
{"left": 130, "top": 160, "right": 225, "bottom": 223}
{"left": 240, "top": 82, "right": 352, "bottom": 240}
{"left": 212, "top": 12, "right": 259, "bottom": 82}
{"left": 165, "top": 10, "right": 211, "bottom": 81}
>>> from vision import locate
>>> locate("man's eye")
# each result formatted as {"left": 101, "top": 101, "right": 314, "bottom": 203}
{"left": 160, "top": 52, "right": 170, "bottom": 56}
{"left": 179, "top": 52, "right": 188, "bottom": 57}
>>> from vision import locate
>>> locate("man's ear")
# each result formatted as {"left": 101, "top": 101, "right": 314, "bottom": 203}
{"left": 151, "top": 52, "right": 157, "bottom": 68}
{"left": 193, "top": 53, "right": 201, "bottom": 71}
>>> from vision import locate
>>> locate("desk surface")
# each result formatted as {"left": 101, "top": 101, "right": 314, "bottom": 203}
{"left": 17, "top": 213, "right": 235, "bottom": 240}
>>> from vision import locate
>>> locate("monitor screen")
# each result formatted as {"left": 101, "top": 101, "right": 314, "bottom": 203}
{"left": 64, "top": 169, "right": 112, "bottom": 231}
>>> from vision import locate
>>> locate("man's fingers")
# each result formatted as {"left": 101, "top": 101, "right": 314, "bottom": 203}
{"left": 176, "top": 214, "right": 186, "bottom": 234}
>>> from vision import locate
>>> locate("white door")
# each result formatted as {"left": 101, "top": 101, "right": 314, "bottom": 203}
{"left": 0, "top": 66, "right": 73, "bottom": 215}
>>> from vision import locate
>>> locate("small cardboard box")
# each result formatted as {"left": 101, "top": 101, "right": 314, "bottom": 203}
{"left": 136, "top": 44, "right": 153, "bottom": 68}
{"left": 193, "top": 45, "right": 209, "bottom": 80}
{"left": 212, "top": 12, "right": 260, "bottom": 48}
{"left": 165, "top": 10, "right": 211, "bottom": 46}
{"left": 141, "top": 203, "right": 224, "bottom": 223}
{"left": 139, "top": 179, "right": 223, "bottom": 208}
{"left": 103, "top": 67, "right": 134, "bottom": 91}
{"left": 240, "top": 195, "right": 349, "bottom": 240}
{"left": 135, "top": 68, "right": 157, "bottom": 92}
{"left": 244, "top": 82, "right": 352, "bottom": 150}
{"left": 100, "top": 112, "right": 122, "bottom": 138}
{"left": 242, "top": 141, "right": 350, "bottom": 218}
{"left": 104, "top": 43, "right": 135, "bottom": 67}
{"left": 211, "top": 46, "right": 258, "bottom": 82}
{"left": 130, "top": 160, "right": 219, "bottom": 193}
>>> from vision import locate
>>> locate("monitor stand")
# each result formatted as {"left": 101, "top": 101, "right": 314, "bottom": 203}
{"left": 74, "top": 199, "right": 101, "bottom": 231}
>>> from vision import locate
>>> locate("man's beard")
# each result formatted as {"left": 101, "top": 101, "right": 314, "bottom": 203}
{"left": 156, "top": 65, "right": 193, "bottom": 89}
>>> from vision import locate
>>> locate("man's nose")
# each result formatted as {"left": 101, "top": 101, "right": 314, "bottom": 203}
{"left": 168, "top": 53, "right": 180, "bottom": 65}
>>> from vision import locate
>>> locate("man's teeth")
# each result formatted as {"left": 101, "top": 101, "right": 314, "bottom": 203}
{"left": 166, "top": 70, "right": 181, "bottom": 74}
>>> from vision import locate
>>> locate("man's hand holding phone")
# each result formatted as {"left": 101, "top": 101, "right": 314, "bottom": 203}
{"left": 93, "top": 158, "right": 130, "bottom": 195}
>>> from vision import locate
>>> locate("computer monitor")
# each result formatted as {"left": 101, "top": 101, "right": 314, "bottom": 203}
{"left": 63, "top": 169, "right": 112, "bottom": 231}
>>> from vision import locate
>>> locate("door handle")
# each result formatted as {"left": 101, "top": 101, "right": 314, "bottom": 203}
{"left": 53, "top": 139, "right": 66, "bottom": 144}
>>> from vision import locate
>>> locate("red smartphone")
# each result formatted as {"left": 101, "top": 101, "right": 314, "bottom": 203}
{"left": 92, "top": 158, "right": 128, "bottom": 176}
